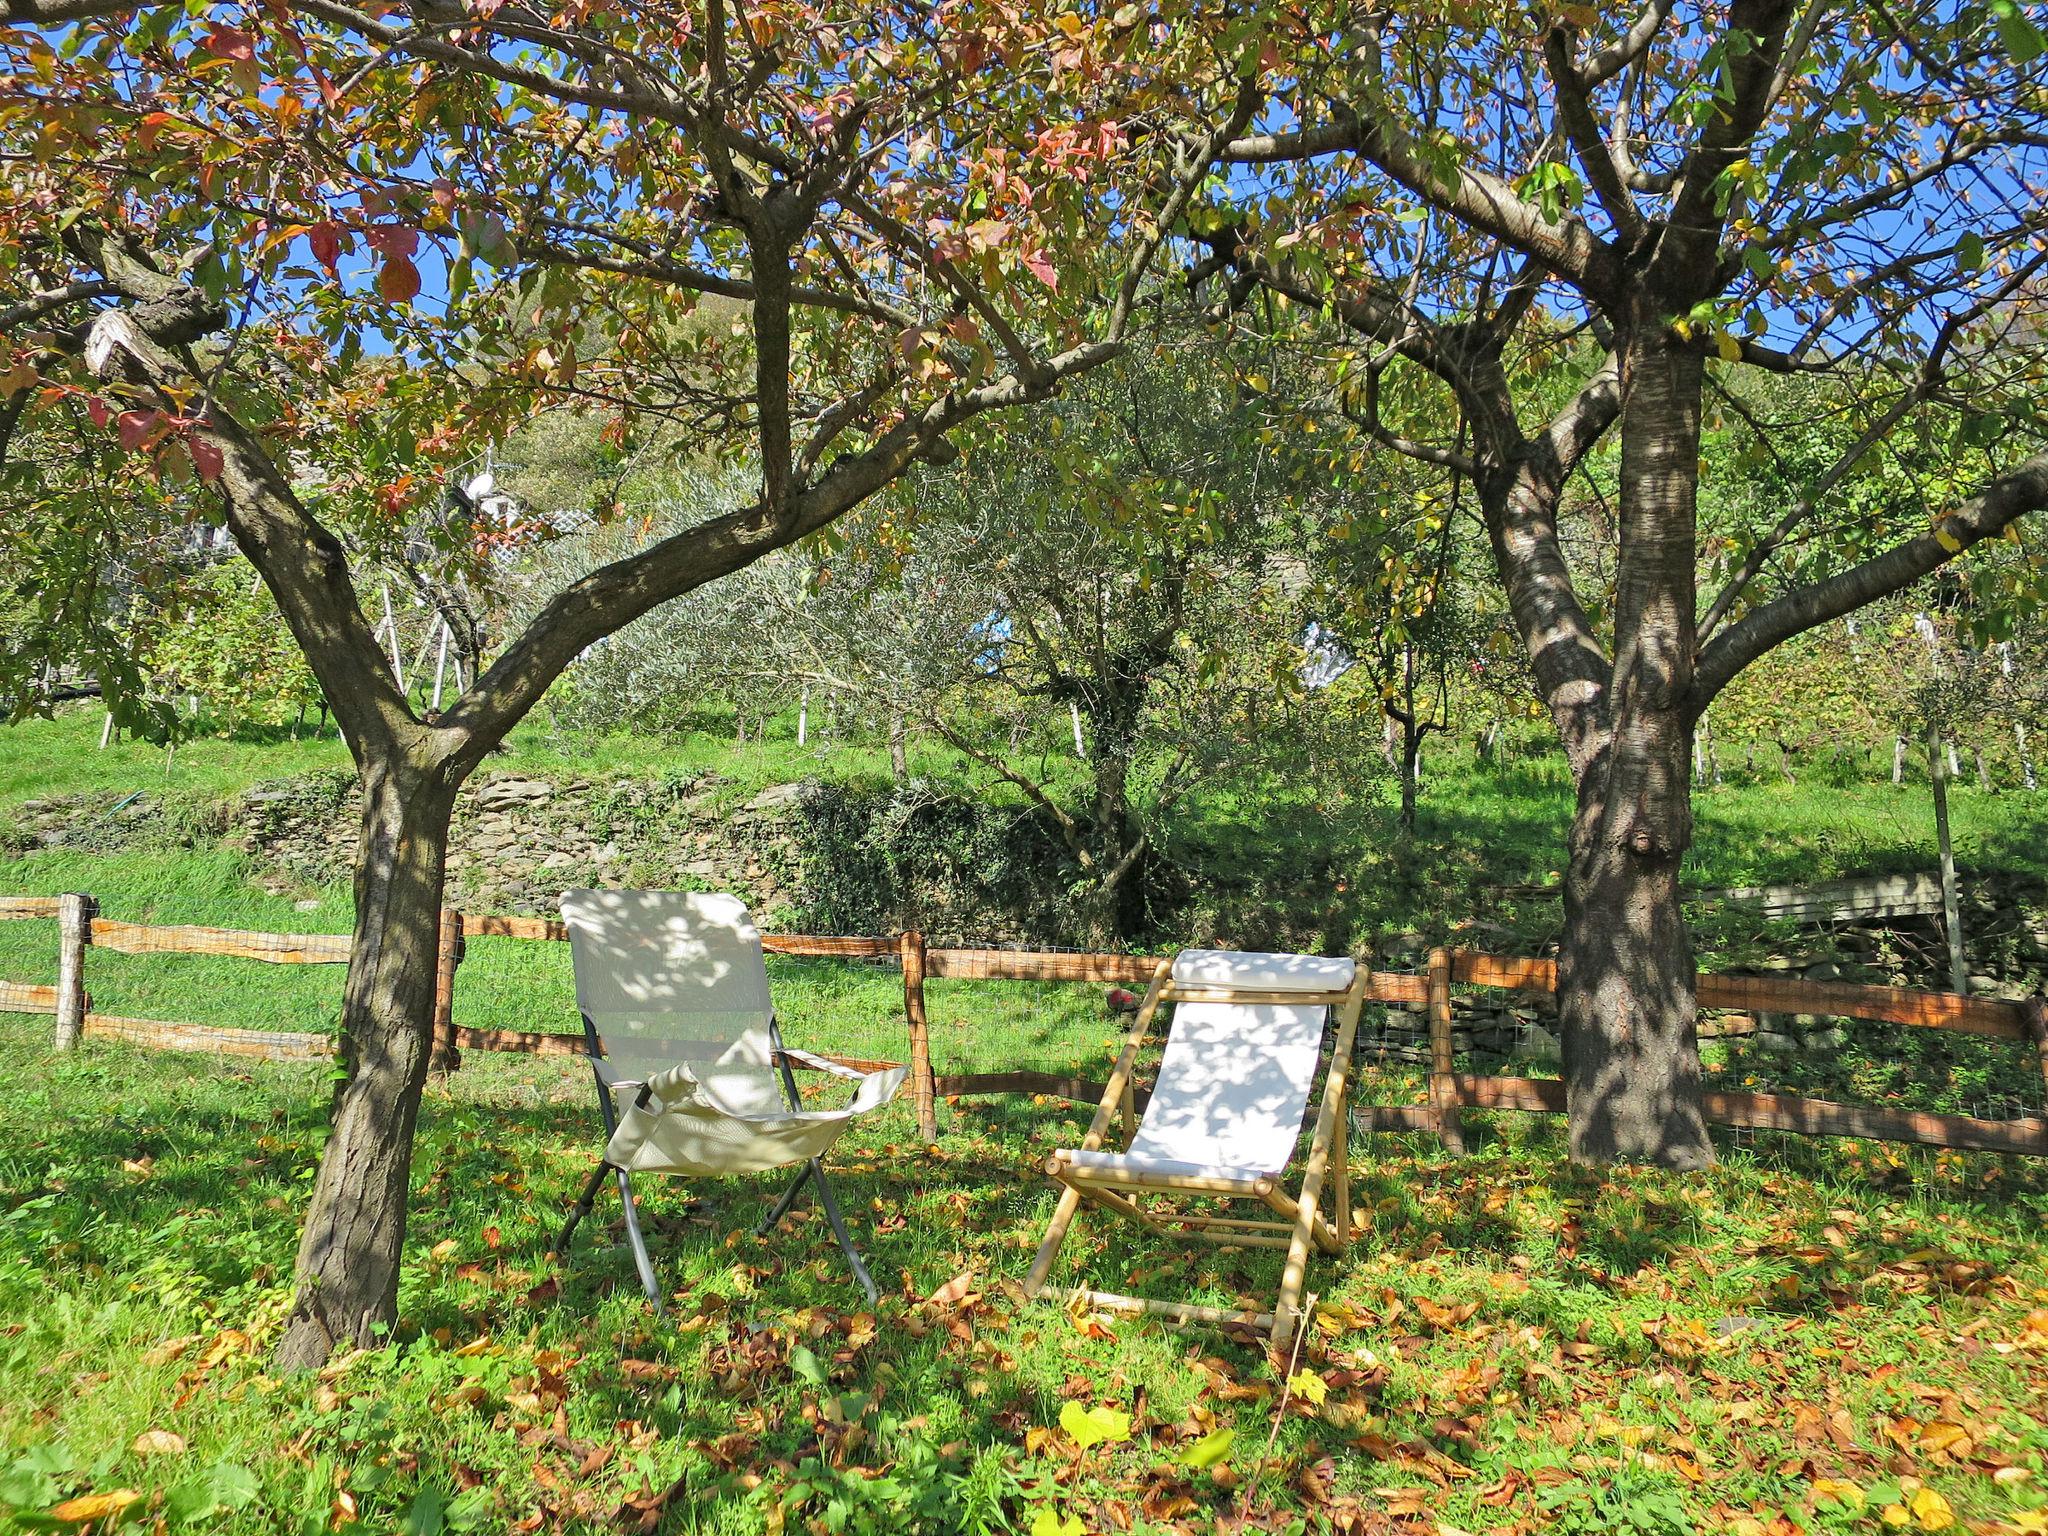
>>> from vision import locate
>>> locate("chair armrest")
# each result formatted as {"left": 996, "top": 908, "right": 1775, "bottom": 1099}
{"left": 778, "top": 1046, "right": 867, "bottom": 1082}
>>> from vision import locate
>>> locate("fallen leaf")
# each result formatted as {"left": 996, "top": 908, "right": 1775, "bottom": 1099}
{"left": 50, "top": 1489, "right": 141, "bottom": 1523}
{"left": 131, "top": 1428, "right": 186, "bottom": 1457}
{"left": 1059, "top": 1400, "right": 1131, "bottom": 1451}
{"left": 1908, "top": 1486, "right": 1953, "bottom": 1531}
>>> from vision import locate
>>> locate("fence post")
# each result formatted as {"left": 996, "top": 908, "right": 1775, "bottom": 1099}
{"left": 901, "top": 929, "right": 938, "bottom": 1143}
{"left": 53, "top": 892, "right": 93, "bottom": 1050}
{"left": 2028, "top": 998, "right": 2048, "bottom": 1156}
{"left": 1427, "top": 946, "right": 1466, "bottom": 1155}
{"left": 429, "top": 910, "right": 464, "bottom": 1076}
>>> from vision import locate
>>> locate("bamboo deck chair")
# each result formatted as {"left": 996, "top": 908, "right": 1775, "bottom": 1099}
{"left": 1023, "top": 948, "right": 1367, "bottom": 1346}
{"left": 555, "top": 889, "right": 908, "bottom": 1306}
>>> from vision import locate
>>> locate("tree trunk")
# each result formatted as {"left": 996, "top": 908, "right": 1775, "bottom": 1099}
{"left": 1558, "top": 733, "right": 1710, "bottom": 1168}
{"left": 888, "top": 712, "right": 908, "bottom": 780}
{"left": 1397, "top": 717, "right": 1421, "bottom": 832}
{"left": 276, "top": 754, "right": 456, "bottom": 1371}
{"left": 1557, "top": 334, "right": 1713, "bottom": 1170}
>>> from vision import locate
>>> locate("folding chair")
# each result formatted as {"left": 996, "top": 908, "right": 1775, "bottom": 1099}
{"left": 1023, "top": 948, "right": 1367, "bottom": 1346}
{"left": 554, "top": 889, "right": 908, "bottom": 1306}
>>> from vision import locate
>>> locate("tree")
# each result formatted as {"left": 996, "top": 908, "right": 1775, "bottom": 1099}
{"left": 1, "top": 2, "right": 1259, "bottom": 1365}
{"left": 577, "top": 346, "right": 1328, "bottom": 942}
{"left": 1206, "top": 1, "right": 2048, "bottom": 1165}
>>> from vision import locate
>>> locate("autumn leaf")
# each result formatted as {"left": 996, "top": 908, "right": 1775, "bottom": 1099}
{"left": 49, "top": 1488, "right": 141, "bottom": 1523}
{"left": 1059, "top": 1400, "right": 1130, "bottom": 1450}
{"left": 1907, "top": 1487, "right": 1953, "bottom": 1531}
{"left": 1021, "top": 247, "right": 1059, "bottom": 289}
{"left": 191, "top": 437, "right": 224, "bottom": 484}
{"left": 1287, "top": 1369, "right": 1329, "bottom": 1407}
{"left": 308, "top": 221, "right": 342, "bottom": 273}
{"left": 924, "top": 1268, "right": 978, "bottom": 1308}
{"left": 1178, "top": 1427, "right": 1235, "bottom": 1468}
{"left": 1029, "top": 1510, "right": 1083, "bottom": 1536}
{"left": 116, "top": 409, "right": 158, "bottom": 451}
{"left": 203, "top": 26, "right": 255, "bottom": 61}
{"left": 378, "top": 255, "right": 422, "bottom": 305}
{"left": 131, "top": 1428, "right": 187, "bottom": 1457}
{"left": 368, "top": 224, "right": 420, "bottom": 259}
{"left": 1811, "top": 1477, "right": 1864, "bottom": 1511}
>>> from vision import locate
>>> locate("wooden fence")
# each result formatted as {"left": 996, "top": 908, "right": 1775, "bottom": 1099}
{"left": 3, "top": 896, "right": 2044, "bottom": 1156}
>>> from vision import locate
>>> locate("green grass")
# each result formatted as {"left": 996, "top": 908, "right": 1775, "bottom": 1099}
{"left": 0, "top": 708, "right": 989, "bottom": 820}
{"left": 2, "top": 716, "right": 2047, "bottom": 1532}
{"left": 1, "top": 1018, "right": 2043, "bottom": 1535}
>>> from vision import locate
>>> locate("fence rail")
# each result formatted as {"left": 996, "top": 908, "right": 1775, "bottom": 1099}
{"left": 4, "top": 894, "right": 2044, "bottom": 1157}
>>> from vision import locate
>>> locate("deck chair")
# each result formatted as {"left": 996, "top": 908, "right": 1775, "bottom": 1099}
{"left": 1023, "top": 947, "right": 1367, "bottom": 1346}
{"left": 554, "top": 889, "right": 908, "bottom": 1306}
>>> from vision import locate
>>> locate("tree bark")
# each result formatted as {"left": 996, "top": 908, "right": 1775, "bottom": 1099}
{"left": 1557, "top": 334, "right": 1713, "bottom": 1170}
{"left": 275, "top": 753, "right": 457, "bottom": 1371}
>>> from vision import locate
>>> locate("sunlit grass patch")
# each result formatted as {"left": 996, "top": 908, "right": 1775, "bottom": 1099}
{"left": 2, "top": 1017, "right": 2044, "bottom": 1535}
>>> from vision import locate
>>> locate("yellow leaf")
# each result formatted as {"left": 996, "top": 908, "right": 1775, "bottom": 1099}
{"left": 1908, "top": 1487, "right": 1953, "bottom": 1531}
{"left": 50, "top": 1489, "right": 141, "bottom": 1523}
{"left": 1716, "top": 331, "right": 1743, "bottom": 362}
{"left": 1059, "top": 1400, "right": 1131, "bottom": 1450}
{"left": 1812, "top": 1477, "right": 1865, "bottom": 1511}
{"left": 430, "top": 1239, "right": 459, "bottom": 1261}
{"left": 1179, "top": 1428, "right": 1235, "bottom": 1469}
{"left": 1287, "top": 1370, "right": 1329, "bottom": 1407}
{"left": 1934, "top": 523, "right": 1964, "bottom": 554}
{"left": 1881, "top": 1504, "right": 1911, "bottom": 1528}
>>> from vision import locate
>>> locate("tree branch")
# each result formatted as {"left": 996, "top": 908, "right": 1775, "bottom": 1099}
{"left": 1692, "top": 453, "right": 2048, "bottom": 708}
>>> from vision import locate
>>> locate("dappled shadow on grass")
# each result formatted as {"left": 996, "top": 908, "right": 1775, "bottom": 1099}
{"left": 8, "top": 1021, "right": 2048, "bottom": 1536}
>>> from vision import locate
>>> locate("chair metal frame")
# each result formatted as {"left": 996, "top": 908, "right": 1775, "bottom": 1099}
{"left": 1022, "top": 958, "right": 1368, "bottom": 1346}
{"left": 556, "top": 1009, "right": 883, "bottom": 1308}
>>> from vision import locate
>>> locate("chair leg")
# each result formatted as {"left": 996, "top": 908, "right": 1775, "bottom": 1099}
{"left": 805, "top": 1159, "right": 879, "bottom": 1305}
{"left": 558, "top": 1157, "right": 614, "bottom": 1252}
{"left": 758, "top": 1160, "right": 815, "bottom": 1236}
{"left": 1024, "top": 1185, "right": 1084, "bottom": 1298}
{"left": 613, "top": 1168, "right": 665, "bottom": 1312}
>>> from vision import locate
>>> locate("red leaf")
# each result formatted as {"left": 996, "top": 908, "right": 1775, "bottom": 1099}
{"left": 191, "top": 437, "right": 224, "bottom": 483}
{"left": 116, "top": 409, "right": 158, "bottom": 452}
{"left": 367, "top": 223, "right": 419, "bottom": 258}
{"left": 1021, "top": 247, "right": 1059, "bottom": 290}
{"left": 308, "top": 220, "right": 341, "bottom": 273}
{"left": 377, "top": 254, "right": 421, "bottom": 304}
{"left": 205, "top": 25, "right": 255, "bottom": 61}
{"left": 84, "top": 396, "right": 110, "bottom": 429}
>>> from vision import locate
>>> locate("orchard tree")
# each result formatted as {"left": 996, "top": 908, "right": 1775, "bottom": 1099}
{"left": 0, "top": 1, "right": 1259, "bottom": 1366}
{"left": 1207, "top": 0, "right": 2048, "bottom": 1166}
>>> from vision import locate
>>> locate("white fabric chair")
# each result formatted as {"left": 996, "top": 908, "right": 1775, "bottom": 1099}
{"left": 1025, "top": 948, "right": 1366, "bottom": 1344}
{"left": 555, "top": 889, "right": 907, "bottom": 1304}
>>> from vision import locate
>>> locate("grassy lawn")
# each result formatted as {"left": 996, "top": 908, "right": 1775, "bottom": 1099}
{"left": 1, "top": 1016, "right": 2045, "bottom": 1535}
{"left": 2, "top": 717, "right": 2047, "bottom": 1532}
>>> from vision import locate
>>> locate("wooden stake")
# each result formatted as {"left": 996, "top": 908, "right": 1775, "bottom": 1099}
{"left": 2028, "top": 1000, "right": 2048, "bottom": 1153}
{"left": 1427, "top": 946, "right": 1466, "bottom": 1154}
{"left": 901, "top": 929, "right": 938, "bottom": 1143}
{"left": 52, "top": 892, "right": 92, "bottom": 1051}
{"left": 429, "top": 909, "right": 463, "bottom": 1076}
{"left": 430, "top": 617, "right": 450, "bottom": 711}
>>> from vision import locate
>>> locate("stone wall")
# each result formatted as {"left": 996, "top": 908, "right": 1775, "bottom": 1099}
{"left": 231, "top": 769, "right": 811, "bottom": 918}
